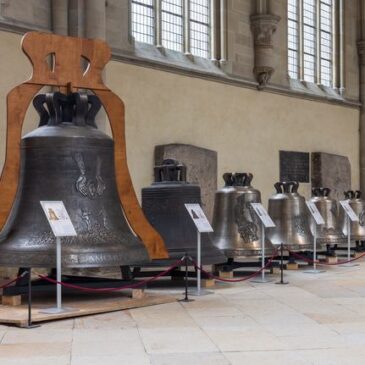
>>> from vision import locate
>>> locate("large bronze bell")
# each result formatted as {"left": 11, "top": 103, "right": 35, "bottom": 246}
{"left": 210, "top": 172, "right": 274, "bottom": 258}
{"left": 339, "top": 190, "right": 365, "bottom": 240}
{"left": 0, "top": 92, "right": 150, "bottom": 268}
{"left": 142, "top": 159, "right": 225, "bottom": 265}
{"left": 310, "top": 187, "right": 346, "bottom": 245}
{"left": 267, "top": 181, "right": 313, "bottom": 250}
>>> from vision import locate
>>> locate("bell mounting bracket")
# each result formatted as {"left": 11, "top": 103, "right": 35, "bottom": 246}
{"left": 0, "top": 31, "right": 167, "bottom": 259}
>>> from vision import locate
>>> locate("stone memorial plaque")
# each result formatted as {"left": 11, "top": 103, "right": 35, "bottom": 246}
{"left": 155, "top": 144, "right": 217, "bottom": 222}
{"left": 311, "top": 152, "right": 351, "bottom": 201}
{"left": 280, "top": 151, "right": 310, "bottom": 182}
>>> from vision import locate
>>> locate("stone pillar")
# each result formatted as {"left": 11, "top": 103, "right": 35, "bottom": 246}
{"left": 358, "top": 1, "right": 365, "bottom": 192}
{"left": 69, "top": 0, "right": 85, "bottom": 37}
{"left": 51, "top": 0, "right": 68, "bottom": 35}
{"left": 358, "top": 40, "right": 365, "bottom": 192}
{"left": 250, "top": 0, "right": 280, "bottom": 88}
{"left": 85, "top": 0, "right": 106, "bottom": 40}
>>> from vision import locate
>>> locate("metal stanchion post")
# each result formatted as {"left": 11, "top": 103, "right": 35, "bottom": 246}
{"left": 341, "top": 215, "right": 359, "bottom": 267}
{"left": 276, "top": 243, "right": 288, "bottom": 285}
{"left": 180, "top": 253, "right": 193, "bottom": 303}
{"left": 251, "top": 222, "right": 272, "bottom": 283}
{"left": 189, "top": 231, "right": 213, "bottom": 296}
{"left": 41, "top": 237, "right": 74, "bottom": 314}
{"left": 305, "top": 220, "right": 325, "bottom": 274}
{"left": 24, "top": 269, "right": 40, "bottom": 329}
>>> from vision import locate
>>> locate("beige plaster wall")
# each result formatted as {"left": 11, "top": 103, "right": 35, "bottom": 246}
{"left": 0, "top": 31, "right": 359, "bottom": 208}
{"left": 106, "top": 61, "right": 360, "bottom": 206}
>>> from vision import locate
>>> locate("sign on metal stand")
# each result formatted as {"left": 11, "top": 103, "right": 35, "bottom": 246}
{"left": 185, "top": 204, "right": 213, "bottom": 296}
{"left": 39, "top": 201, "right": 77, "bottom": 314}
{"left": 305, "top": 201, "right": 325, "bottom": 274}
{"left": 339, "top": 200, "right": 359, "bottom": 268}
{"left": 250, "top": 203, "right": 276, "bottom": 283}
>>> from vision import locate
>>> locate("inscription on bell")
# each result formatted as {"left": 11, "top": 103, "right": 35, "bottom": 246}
{"left": 279, "top": 151, "right": 309, "bottom": 183}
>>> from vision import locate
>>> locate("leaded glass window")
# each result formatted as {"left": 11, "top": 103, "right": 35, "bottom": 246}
{"left": 131, "top": 0, "right": 211, "bottom": 58}
{"left": 287, "top": 0, "right": 335, "bottom": 87}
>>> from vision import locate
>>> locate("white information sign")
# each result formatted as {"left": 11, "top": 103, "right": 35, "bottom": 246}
{"left": 250, "top": 203, "right": 276, "bottom": 228}
{"left": 40, "top": 201, "right": 77, "bottom": 237}
{"left": 306, "top": 201, "right": 325, "bottom": 225}
{"left": 339, "top": 200, "right": 359, "bottom": 222}
{"left": 185, "top": 204, "right": 213, "bottom": 233}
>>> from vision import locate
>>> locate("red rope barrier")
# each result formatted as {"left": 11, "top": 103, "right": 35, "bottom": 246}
{"left": 36, "top": 259, "right": 183, "bottom": 293}
{"left": 286, "top": 247, "right": 365, "bottom": 266}
{"left": 190, "top": 248, "right": 279, "bottom": 283}
{"left": 0, "top": 272, "right": 27, "bottom": 290}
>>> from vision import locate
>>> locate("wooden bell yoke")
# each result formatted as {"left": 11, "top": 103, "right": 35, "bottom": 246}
{"left": 0, "top": 31, "right": 167, "bottom": 259}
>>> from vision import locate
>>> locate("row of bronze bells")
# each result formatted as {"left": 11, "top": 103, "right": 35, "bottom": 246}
{"left": 0, "top": 92, "right": 151, "bottom": 268}
{"left": 1, "top": 91, "right": 359, "bottom": 269}
{"left": 210, "top": 177, "right": 314, "bottom": 256}
{"left": 210, "top": 177, "right": 350, "bottom": 258}
{"left": 340, "top": 190, "right": 365, "bottom": 240}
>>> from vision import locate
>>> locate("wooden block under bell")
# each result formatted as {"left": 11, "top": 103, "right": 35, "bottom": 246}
{"left": 270, "top": 266, "right": 281, "bottom": 275}
{"left": 132, "top": 289, "right": 145, "bottom": 300}
{"left": 285, "top": 262, "right": 299, "bottom": 270}
{"left": 201, "top": 279, "right": 215, "bottom": 288}
{"left": 2, "top": 295, "right": 22, "bottom": 306}
{"left": 326, "top": 256, "right": 338, "bottom": 264}
{"left": 219, "top": 271, "right": 234, "bottom": 279}
{"left": 354, "top": 252, "right": 364, "bottom": 259}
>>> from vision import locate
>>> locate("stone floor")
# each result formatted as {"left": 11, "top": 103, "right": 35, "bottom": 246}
{"left": 1, "top": 262, "right": 365, "bottom": 364}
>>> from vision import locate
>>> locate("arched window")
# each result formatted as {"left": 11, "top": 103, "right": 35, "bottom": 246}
{"left": 288, "top": 0, "right": 335, "bottom": 87}
{"left": 131, "top": 0, "right": 211, "bottom": 59}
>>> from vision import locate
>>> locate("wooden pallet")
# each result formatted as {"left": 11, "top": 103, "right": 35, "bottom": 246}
{"left": 0, "top": 292, "right": 176, "bottom": 327}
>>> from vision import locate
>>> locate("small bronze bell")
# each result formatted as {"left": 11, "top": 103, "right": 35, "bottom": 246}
{"left": 267, "top": 181, "right": 313, "bottom": 250}
{"left": 0, "top": 92, "right": 150, "bottom": 268}
{"left": 142, "top": 159, "right": 225, "bottom": 264}
{"left": 339, "top": 190, "right": 365, "bottom": 240}
{"left": 310, "top": 187, "right": 346, "bottom": 245}
{"left": 210, "top": 172, "right": 274, "bottom": 257}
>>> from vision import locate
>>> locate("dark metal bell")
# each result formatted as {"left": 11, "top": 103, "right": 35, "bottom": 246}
{"left": 0, "top": 92, "right": 150, "bottom": 268}
{"left": 142, "top": 159, "right": 225, "bottom": 265}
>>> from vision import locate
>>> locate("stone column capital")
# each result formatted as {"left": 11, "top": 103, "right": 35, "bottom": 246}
{"left": 250, "top": 13, "right": 281, "bottom": 88}
{"left": 250, "top": 14, "right": 281, "bottom": 48}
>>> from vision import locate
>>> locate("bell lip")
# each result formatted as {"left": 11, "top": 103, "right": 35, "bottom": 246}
{"left": 271, "top": 243, "right": 315, "bottom": 251}
{"left": 0, "top": 252, "right": 151, "bottom": 268}
{"left": 316, "top": 236, "right": 348, "bottom": 244}
{"left": 223, "top": 248, "right": 275, "bottom": 258}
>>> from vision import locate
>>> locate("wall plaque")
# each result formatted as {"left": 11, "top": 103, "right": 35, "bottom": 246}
{"left": 279, "top": 151, "right": 309, "bottom": 182}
